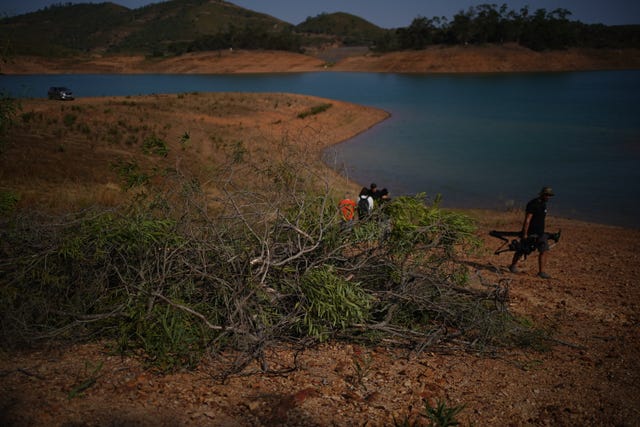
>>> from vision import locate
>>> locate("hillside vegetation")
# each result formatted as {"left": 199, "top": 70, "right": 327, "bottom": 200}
{"left": 0, "top": 0, "right": 294, "bottom": 56}
{"left": 296, "top": 12, "right": 387, "bottom": 47}
{"left": 1, "top": 1, "right": 638, "bottom": 58}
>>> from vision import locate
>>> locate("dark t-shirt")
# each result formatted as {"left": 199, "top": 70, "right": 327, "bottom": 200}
{"left": 525, "top": 197, "right": 547, "bottom": 236}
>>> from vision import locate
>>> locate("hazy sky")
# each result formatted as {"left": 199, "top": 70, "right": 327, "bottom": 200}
{"left": 2, "top": 0, "right": 639, "bottom": 28}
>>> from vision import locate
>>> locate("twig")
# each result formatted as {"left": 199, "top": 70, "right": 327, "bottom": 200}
{"left": 18, "top": 368, "right": 45, "bottom": 380}
{"left": 151, "top": 291, "right": 256, "bottom": 339}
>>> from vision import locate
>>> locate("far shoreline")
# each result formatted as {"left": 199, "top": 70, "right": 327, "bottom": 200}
{"left": 3, "top": 45, "right": 640, "bottom": 75}
{"left": 3, "top": 53, "right": 637, "bottom": 230}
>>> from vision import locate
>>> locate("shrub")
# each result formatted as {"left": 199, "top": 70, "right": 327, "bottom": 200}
{"left": 296, "top": 266, "right": 371, "bottom": 340}
{"left": 0, "top": 190, "right": 19, "bottom": 215}
{"left": 119, "top": 303, "right": 210, "bottom": 371}
{"left": 112, "top": 159, "right": 150, "bottom": 189}
{"left": 383, "top": 193, "right": 477, "bottom": 257}
{"left": 63, "top": 113, "right": 77, "bottom": 127}
{"left": 0, "top": 164, "right": 548, "bottom": 374}
{"left": 21, "top": 111, "right": 37, "bottom": 123}
{"left": 297, "top": 103, "right": 332, "bottom": 118}
{"left": 394, "top": 399, "right": 465, "bottom": 426}
{"left": 142, "top": 134, "right": 169, "bottom": 157}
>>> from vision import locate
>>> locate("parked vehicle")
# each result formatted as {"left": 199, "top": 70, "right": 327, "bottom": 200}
{"left": 48, "top": 87, "right": 74, "bottom": 100}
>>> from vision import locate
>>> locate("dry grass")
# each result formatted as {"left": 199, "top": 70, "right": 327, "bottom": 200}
{"left": 1, "top": 93, "right": 388, "bottom": 211}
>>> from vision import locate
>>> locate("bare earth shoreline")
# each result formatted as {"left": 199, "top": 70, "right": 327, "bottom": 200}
{"left": 4, "top": 44, "right": 640, "bottom": 75}
{"left": 1, "top": 47, "right": 640, "bottom": 426}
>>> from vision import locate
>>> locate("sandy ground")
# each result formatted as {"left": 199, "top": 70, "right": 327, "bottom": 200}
{"left": 1, "top": 55, "right": 639, "bottom": 426}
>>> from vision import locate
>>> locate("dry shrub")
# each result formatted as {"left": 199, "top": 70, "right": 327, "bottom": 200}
{"left": 0, "top": 154, "right": 547, "bottom": 375}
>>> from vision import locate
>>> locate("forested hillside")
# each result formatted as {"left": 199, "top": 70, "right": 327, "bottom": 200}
{"left": 0, "top": 1, "right": 638, "bottom": 57}
{"left": 378, "top": 4, "right": 640, "bottom": 52}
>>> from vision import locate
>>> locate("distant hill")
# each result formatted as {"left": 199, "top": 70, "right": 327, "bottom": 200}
{"left": 0, "top": 0, "right": 295, "bottom": 56}
{"left": 1, "top": 2, "right": 132, "bottom": 56}
{"left": 1, "top": 1, "right": 637, "bottom": 58}
{"left": 295, "top": 12, "right": 388, "bottom": 46}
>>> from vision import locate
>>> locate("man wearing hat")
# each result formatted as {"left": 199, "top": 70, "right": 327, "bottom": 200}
{"left": 509, "top": 186, "right": 555, "bottom": 279}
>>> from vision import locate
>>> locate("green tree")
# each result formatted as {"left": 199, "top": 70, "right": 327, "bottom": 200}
{"left": 397, "top": 16, "right": 445, "bottom": 49}
{"left": 471, "top": 3, "right": 505, "bottom": 44}
{"left": 449, "top": 8, "right": 474, "bottom": 45}
{"left": 520, "top": 8, "right": 575, "bottom": 50}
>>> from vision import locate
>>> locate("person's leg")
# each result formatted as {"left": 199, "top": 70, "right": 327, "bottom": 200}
{"left": 537, "top": 235, "right": 551, "bottom": 278}
{"left": 509, "top": 252, "right": 521, "bottom": 273}
{"left": 538, "top": 251, "right": 547, "bottom": 274}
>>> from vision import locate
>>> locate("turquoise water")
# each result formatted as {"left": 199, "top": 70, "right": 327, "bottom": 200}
{"left": 2, "top": 71, "right": 639, "bottom": 227}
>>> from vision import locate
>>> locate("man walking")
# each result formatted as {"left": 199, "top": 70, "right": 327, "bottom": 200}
{"left": 509, "top": 186, "right": 555, "bottom": 279}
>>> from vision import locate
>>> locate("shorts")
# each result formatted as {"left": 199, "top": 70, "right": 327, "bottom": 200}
{"left": 534, "top": 233, "right": 550, "bottom": 252}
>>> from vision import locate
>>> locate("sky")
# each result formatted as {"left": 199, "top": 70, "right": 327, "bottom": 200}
{"left": 2, "top": 0, "right": 639, "bottom": 28}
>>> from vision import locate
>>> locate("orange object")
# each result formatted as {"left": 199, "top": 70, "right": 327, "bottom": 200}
{"left": 339, "top": 198, "right": 356, "bottom": 221}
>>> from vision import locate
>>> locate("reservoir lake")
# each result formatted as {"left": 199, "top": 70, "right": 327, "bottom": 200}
{"left": 2, "top": 70, "right": 639, "bottom": 228}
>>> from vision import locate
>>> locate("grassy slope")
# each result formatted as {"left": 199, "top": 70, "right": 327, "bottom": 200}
{"left": 0, "top": 93, "right": 388, "bottom": 210}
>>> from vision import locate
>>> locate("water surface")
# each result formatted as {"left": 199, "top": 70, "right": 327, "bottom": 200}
{"left": 2, "top": 71, "right": 638, "bottom": 227}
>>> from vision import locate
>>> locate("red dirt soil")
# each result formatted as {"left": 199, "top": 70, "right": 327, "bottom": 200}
{"left": 2, "top": 211, "right": 639, "bottom": 426}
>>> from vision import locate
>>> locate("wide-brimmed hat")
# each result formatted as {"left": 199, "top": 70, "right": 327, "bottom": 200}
{"left": 539, "top": 186, "right": 555, "bottom": 197}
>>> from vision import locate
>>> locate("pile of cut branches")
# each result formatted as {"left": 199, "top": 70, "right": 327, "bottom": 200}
{"left": 0, "top": 159, "right": 540, "bottom": 377}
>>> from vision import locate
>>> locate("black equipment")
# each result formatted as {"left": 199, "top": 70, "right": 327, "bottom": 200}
{"left": 489, "top": 229, "right": 561, "bottom": 258}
